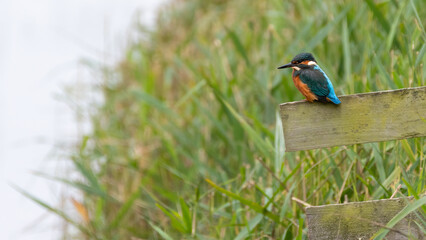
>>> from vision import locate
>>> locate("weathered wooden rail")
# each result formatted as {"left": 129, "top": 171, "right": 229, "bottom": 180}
{"left": 280, "top": 86, "right": 426, "bottom": 152}
{"left": 279, "top": 86, "right": 426, "bottom": 240}
{"left": 306, "top": 197, "right": 424, "bottom": 239}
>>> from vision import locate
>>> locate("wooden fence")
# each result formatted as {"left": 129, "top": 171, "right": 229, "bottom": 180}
{"left": 279, "top": 86, "right": 426, "bottom": 239}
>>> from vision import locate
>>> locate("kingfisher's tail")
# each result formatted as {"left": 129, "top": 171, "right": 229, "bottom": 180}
{"left": 327, "top": 92, "right": 341, "bottom": 104}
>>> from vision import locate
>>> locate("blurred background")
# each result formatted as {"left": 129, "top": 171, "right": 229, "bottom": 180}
{"left": 1, "top": 0, "right": 425, "bottom": 239}
{"left": 0, "top": 1, "right": 164, "bottom": 239}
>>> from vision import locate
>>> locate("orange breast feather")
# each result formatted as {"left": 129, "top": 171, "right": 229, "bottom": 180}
{"left": 292, "top": 73, "right": 317, "bottom": 102}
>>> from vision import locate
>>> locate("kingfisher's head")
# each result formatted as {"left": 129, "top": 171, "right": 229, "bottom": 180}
{"left": 277, "top": 52, "right": 317, "bottom": 71}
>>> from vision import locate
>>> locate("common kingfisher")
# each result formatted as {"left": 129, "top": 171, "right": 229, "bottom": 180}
{"left": 277, "top": 53, "right": 341, "bottom": 104}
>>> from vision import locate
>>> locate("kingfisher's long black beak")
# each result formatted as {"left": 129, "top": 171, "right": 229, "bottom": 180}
{"left": 277, "top": 63, "right": 295, "bottom": 69}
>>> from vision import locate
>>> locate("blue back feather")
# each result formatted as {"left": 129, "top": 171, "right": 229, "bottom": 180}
{"left": 313, "top": 65, "right": 341, "bottom": 104}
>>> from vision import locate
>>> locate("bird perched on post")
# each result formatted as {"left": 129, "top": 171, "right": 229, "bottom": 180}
{"left": 277, "top": 53, "right": 341, "bottom": 104}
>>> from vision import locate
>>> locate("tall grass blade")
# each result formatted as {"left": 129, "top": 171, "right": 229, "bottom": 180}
{"left": 149, "top": 222, "right": 174, "bottom": 240}
{"left": 179, "top": 198, "right": 192, "bottom": 234}
{"left": 109, "top": 187, "right": 141, "bottom": 229}
{"left": 274, "top": 111, "right": 285, "bottom": 173}
{"left": 342, "top": 19, "right": 352, "bottom": 92}
{"left": 34, "top": 172, "right": 115, "bottom": 202}
{"left": 364, "top": 0, "right": 390, "bottom": 31}
{"left": 155, "top": 203, "right": 187, "bottom": 233}
{"left": 235, "top": 214, "right": 263, "bottom": 240}
{"left": 306, "top": 5, "right": 351, "bottom": 50}
{"left": 415, "top": 44, "right": 426, "bottom": 67}
{"left": 410, "top": 0, "right": 426, "bottom": 41}
{"left": 226, "top": 28, "right": 250, "bottom": 66}
{"left": 205, "top": 179, "right": 280, "bottom": 223}
{"left": 385, "top": 1, "right": 406, "bottom": 52}
{"left": 12, "top": 184, "right": 91, "bottom": 236}
{"left": 221, "top": 98, "right": 274, "bottom": 159}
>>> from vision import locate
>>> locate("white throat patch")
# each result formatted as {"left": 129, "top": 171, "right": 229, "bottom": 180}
{"left": 292, "top": 66, "right": 301, "bottom": 71}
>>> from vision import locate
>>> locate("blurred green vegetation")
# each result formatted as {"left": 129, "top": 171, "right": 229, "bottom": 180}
{"left": 29, "top": 0, "right": 426, "bottom": 239}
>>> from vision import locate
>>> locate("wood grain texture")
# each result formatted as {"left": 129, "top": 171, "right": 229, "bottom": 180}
{"left": 279, "top": 87, "right": 426, "bottom": 152}
{"left": 306, "top": 197, "right": 424, "bottom": 240}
